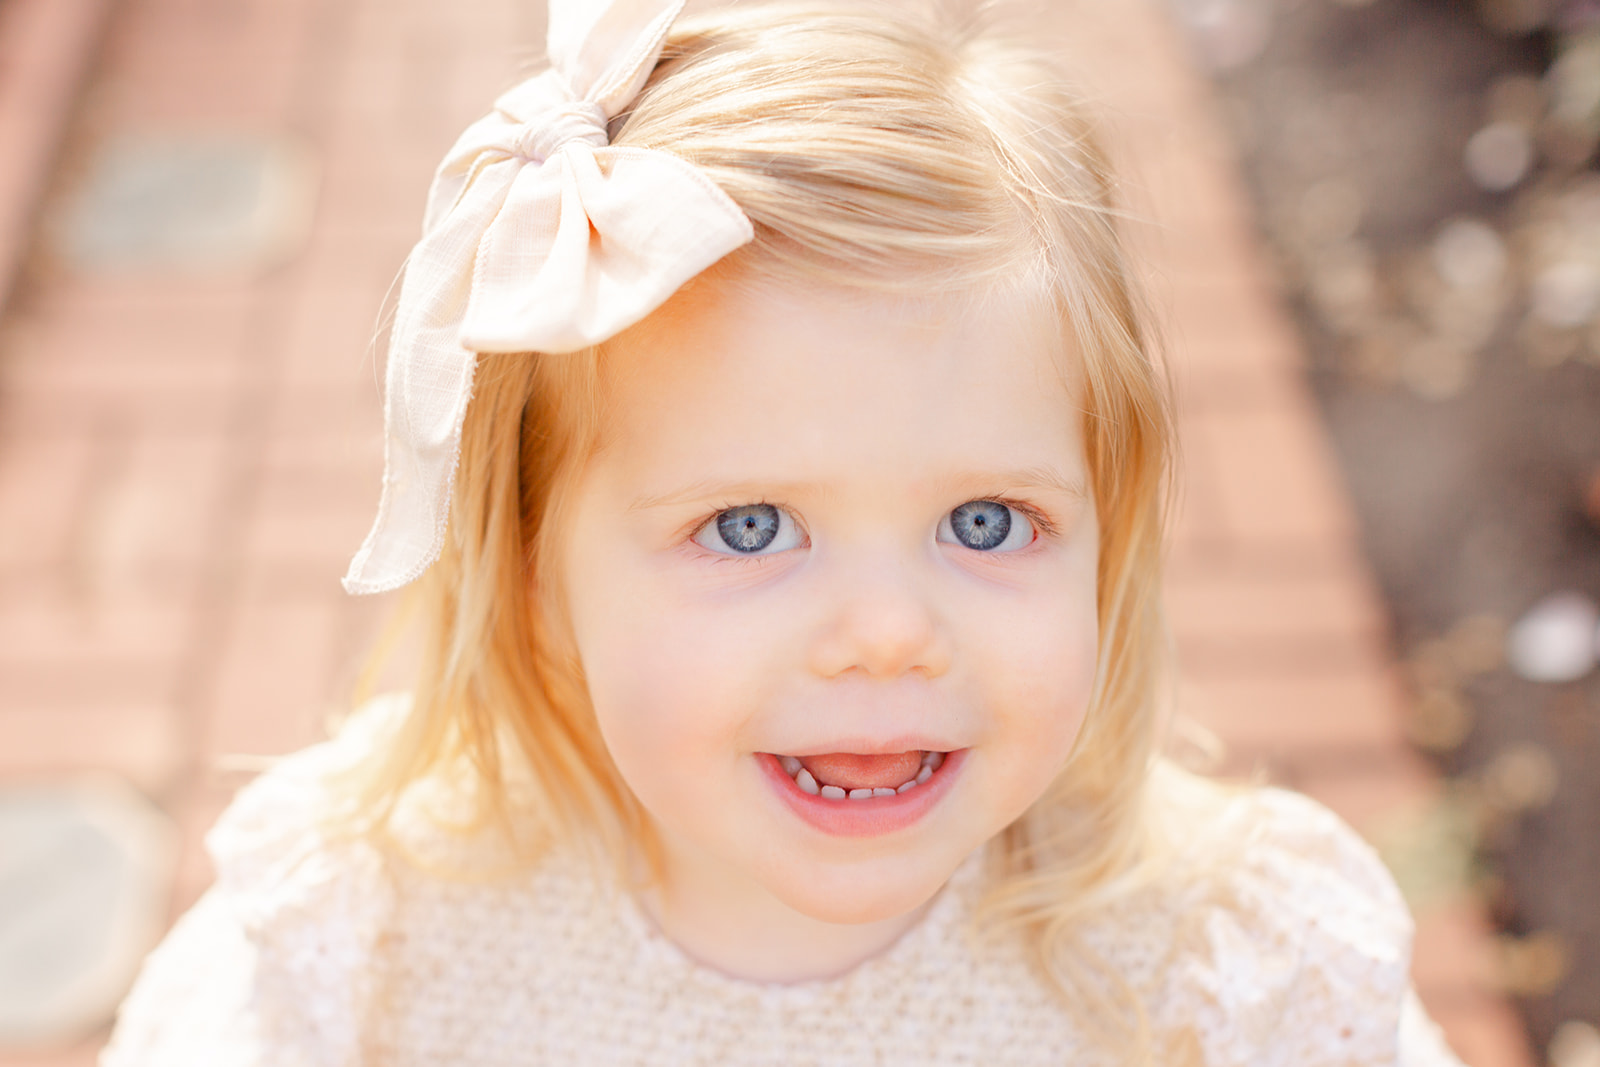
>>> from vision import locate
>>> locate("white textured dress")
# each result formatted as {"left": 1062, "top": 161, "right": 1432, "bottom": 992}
{"left": 103, "top": 717, "right": 1467, "bottom": 1067}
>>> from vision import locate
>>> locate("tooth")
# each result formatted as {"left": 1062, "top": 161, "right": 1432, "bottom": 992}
{"left": 926, "top": 751, "right": 945, "bottom": 771}
{"left": 820, "top": 785, "right": 846, "bottom": 800}
{"left": 920, "top": 751, "right": 935, "bottom": 768}
{"left": 896, "top": 779, "right": 919, "bottom": 793}
{"left": 779, "top": 755, "right": 802, "bottom": 776}
{"left": 872, "top": 787, "right": 896, "bottom": 797}
{"left": 915, "top": 765, "right": 932, "bottom": 784}
{"left": 796, "top": 768, "right": 820, "bottom": 795}
{"left": 848, "top": 788, "right": 873, "bottom": 800}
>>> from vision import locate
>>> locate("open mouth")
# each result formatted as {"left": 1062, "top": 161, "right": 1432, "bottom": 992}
{"left": 771, "top": 750, "right": 947, "bottom": 800}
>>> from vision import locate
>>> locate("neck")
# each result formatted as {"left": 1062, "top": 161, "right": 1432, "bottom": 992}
{"left": 632, "top": 834, "right": 935, "bottom": 984}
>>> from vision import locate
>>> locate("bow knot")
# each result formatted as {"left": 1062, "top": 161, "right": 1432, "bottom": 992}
{"left": 512, "top": 97, "right": 609, "bottom": 162}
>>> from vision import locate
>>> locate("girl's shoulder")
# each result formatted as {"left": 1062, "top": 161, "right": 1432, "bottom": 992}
{"left": 1089, "top": 770, "right": 1457, "bottom": 1065}
{"left": 1161, "top": 772, "right": 1410, "bottom": 927}
{"left": 102, "top": 696, "right": 418, "bottom": 1066}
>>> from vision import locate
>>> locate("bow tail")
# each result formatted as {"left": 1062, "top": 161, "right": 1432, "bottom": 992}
{"left": 342, "top": 171, "right": 517, "bottom": 594}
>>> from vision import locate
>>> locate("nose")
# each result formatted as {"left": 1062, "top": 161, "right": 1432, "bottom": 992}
{"left": 806, "top": 557, "right": 953, "bottom": 680}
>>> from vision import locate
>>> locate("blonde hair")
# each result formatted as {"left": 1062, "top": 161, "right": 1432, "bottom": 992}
{"left": 352, "top": 0, "right": 1176, "bottom": 1054}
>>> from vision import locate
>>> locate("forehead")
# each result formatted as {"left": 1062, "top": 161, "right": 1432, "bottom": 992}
{"left": 595, "top": 273, "right": 1084, "bottom": 489}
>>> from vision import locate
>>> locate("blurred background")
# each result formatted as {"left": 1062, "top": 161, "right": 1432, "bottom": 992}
{"left": 0, "top": 0, "right": 1594, "bottom": 1064}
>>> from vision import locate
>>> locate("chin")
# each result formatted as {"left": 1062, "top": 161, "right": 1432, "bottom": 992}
{"left": 762, "top": 854, "right": 958, "bottom": 926}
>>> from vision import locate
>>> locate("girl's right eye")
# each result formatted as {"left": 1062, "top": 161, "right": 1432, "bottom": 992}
{"left": 691, "top": 504, "right": 805, "bottom": 556}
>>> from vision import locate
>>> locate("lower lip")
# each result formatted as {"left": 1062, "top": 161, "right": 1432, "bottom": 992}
{"left": 758, "top": 749, "right": 967, "bottom": 838}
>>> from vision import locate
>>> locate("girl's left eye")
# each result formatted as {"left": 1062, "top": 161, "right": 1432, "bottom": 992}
{"left": 691, "top": 504, "right": 805, "bottom": 556}
{"left": 937, "top": 500, "right": 1036, "bottom": 552}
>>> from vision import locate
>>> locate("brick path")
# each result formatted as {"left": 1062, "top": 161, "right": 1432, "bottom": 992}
{"left": 0, "top": 0, "right": 1534, "bottom": 1064}
{"left": 1060, "top": 9, "right": 1535, "bottom": 1065}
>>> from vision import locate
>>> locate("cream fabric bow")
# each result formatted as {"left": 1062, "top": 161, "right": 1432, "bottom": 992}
{"left": 343, "top": 0, "right": 754, "bottom": 595}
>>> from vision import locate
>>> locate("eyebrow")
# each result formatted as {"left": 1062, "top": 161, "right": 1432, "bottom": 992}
{"left": 962, "top": 465, "right": 1089, "bottom": 501}
{"left": 627, "top": 466, "right": 1087, "bottom": 512}
{"left": 627, "top": 479, "right": 830, "bottom": 513}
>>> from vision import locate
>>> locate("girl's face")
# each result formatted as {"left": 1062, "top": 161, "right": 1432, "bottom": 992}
{"left": 560, "top": 273, "right": 1100, "bottom": 942}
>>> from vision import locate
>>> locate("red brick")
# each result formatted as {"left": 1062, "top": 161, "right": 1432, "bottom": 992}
{"left": 292, "top": 214, "right": 421, "bottom": 288}
{"left": 0, "top": 584, "right": 191, "bottom": 668}
{"left": 97, "top": 51, "right": 300, "bottom": 126}
{"left": 0, "top": 295, "right": 253, "bottom": 404}
{"left": 1165, "top": 277, "right": 1306, "bottom": 380}
{"left": 1136, "top": 215, "right": 1274, "bottom": 304}
{"left": 1037, "top": 0, "right": 1198, "bottom": 111}
{"left": 238, "top": 395, "right": 381, "bottom": 582}
{"left": 93, "top": 0, "right": 318, "bottom": 125}
{"left": 1166, "top": 440, "right": 1233, "bottom": 558}
{"left": 275, "top": 270, "right": 404, "bottom": 392}
{"left": 0, "top": 430, "right": 96, "bottom": 575}
{"left": 329, "top": 49, "right": 486, "bottom": 156}
{"left": 0, "top": 386, "right": 234, "bottom": 441}
{"left": 65, "top": 429, "right": 232, "bottom": 596}
{"left": 0, "top": 703, "right": 183, "bottom": 793}
{"left": 0, "top": 1040, "right": 104, "bottom": 1067}
{"left": 328, "top": 7, "right": 530, "bottom": 152}
{"left": 240, "top": 504, "right": 374, "bottom": 586}
{"left": 1165, "top": 557, "right": 1389, "bottom": 669}
{"left": 1135, "top": 149, "right": 1256, "bottom": 252}
{"left": 202, "top": 595, "right": 346, "bottom": 765}
{"left": 1292, "top": 750, "right": 1439, "bottom": 837}
{"left": 302, "top": 154, "right": 427, "bottom": 251}
{"left": 1181, "top": 396, "right": 1361, "bottom": 552}
{"left": 21, "top": 275, "right": 259, "bottom": 318}
{"left": 1178, "top": 668, "right": 1408, "bottom": 765}
{"left": 1173, "top": 630, "right": 1384, "bottom": 683}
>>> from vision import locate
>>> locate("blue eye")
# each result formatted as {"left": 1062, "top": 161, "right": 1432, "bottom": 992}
{"left": 938, "top": 500, "right": 1035, "bottom": 552}
{"left": 693, "top": 504, "right": 804, "bottom": 556}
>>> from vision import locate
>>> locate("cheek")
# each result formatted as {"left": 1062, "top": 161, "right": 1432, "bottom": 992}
{"left": 568, "top": 567, "right": 773, "bottom": 799}
{"left": 1010, "top": 602, "right": 1098, "bottom": 743}
{"left": 980, "top": 553, "right": 1101, "bottom": 778}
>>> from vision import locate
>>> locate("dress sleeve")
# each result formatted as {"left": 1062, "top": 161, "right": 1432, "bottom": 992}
{"left": 1142, "top": 785, "right": 1467, "bottom": 1067}
{"left": 1233, "top": 790, "right": 1465, "bottom": 1067}
{"left": 100, "top": 718, "right": 398, "bottom": 1067}
{"left": 98, "top": 887, "right": 267, "bottom": 1065}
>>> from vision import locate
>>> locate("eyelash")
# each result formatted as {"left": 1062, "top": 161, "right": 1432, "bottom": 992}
{"left": 985, "top": 497, "right": 1058, "bottom": 542}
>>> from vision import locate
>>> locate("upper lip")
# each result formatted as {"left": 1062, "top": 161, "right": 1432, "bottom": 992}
{"left": 764, "top": 740, "right": 962, "bottom": 757}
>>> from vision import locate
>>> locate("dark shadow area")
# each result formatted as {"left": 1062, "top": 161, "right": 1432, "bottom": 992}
{"left": 1182, "top": 0, "right": 1600, "bottom": 1049}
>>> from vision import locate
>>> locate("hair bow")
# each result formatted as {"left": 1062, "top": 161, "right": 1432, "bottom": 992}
{"left": 342, "top": 0, "right": 754, "bottom": 595}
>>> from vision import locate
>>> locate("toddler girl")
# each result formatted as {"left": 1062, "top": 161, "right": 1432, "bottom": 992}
{"left": 105, "top": 1, "right": 1468, "bottom": 1063}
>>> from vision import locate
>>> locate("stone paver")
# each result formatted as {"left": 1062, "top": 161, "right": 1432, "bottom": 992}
{"left": 0, "top": 783, "right": 176, "bottom": 1046}
{"left": 0, "top": 0, "right": 1534, "bottom": 1063}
